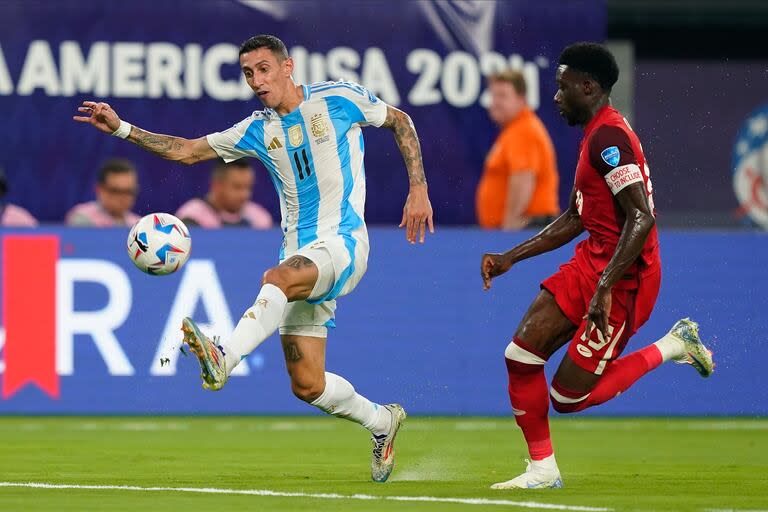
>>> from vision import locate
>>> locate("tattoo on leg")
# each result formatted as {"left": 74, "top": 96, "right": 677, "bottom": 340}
{"left": 283, "top": 255, "right": 314, "bottom": 269}
{"left": 283, "top": 341, "right": 303, "bottom": 362}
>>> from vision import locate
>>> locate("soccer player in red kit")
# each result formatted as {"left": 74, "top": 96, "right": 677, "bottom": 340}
{"left": 480, "top": 43, "right": 715, "bottom": 489}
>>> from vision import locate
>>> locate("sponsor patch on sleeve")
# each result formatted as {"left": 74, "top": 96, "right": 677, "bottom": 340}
{"left": 600, "top": 146, "right": 621, "bottom": 167}
{"left": 604, "top": 164, "right": 643, "bottom": 195}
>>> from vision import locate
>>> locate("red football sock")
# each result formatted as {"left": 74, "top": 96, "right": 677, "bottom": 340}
{"left": 505, "top": 337, "right": 553, "bottom": 460}
{"left": 553, "top": 344, "right": 663, "bottom": 413}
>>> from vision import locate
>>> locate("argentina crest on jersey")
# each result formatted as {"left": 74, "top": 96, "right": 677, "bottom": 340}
{"left": 310, "top": 113, "right": 330, "bottom": 144}
{"left": 601, "top": 146, "right": 620, "bottom": 167}
{"left": 287, "top": 124, "right": 303, "bottom": 147}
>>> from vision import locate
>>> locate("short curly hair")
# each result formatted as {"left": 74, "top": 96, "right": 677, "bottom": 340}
{"left": 558, "top": 42, "right": 619, "bottom": 91}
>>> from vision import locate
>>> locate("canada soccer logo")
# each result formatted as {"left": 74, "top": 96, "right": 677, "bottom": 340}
{"left": 733, "top": 104, "right": 768, "bottom": 228}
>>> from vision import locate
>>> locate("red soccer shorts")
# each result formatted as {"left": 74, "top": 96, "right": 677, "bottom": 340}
{"left": 541, "top": 258, "right": 661, "bottom": 375}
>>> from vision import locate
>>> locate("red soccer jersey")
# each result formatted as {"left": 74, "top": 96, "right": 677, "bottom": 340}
{"left": 572, "top": 105, "right": 660, "bottom": 287}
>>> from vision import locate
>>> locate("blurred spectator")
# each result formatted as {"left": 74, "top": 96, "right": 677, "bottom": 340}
{"left": 0, "top": 167, "right": 38, "bottom": 227}
{"left": 176, "top": 159, "right": 272, "bottom": 229}
{"left": 476, "top": 69, "right": 560, "bottom": 230}
{"left": 66, "top": 158, "right": 141, "bottom": 227}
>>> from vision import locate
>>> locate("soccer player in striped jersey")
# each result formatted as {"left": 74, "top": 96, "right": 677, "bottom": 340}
{"left": 73, "top": 34, "right": 433, "bottom": 483}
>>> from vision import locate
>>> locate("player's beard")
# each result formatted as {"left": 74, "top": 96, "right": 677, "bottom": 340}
{"left": 562, "top": 106, "right": 587, "bottom": 126}
{"left": 559, "top": 108, "right": 578, "bottom": 126}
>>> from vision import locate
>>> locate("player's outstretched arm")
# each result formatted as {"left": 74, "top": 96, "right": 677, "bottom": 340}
{"left": 73, "top": 101, "right": 217, "bottom": 165}
{"left": 481, "top": 187, "right": 584, "bottom": 290}
{"left": 584, "top": 182, "right": 655, "bottom": 337}
{"left": 381, "top": 105, "right": 434, "bottom": 244}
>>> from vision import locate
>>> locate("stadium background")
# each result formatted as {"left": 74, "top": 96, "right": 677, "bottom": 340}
{"left": 0, "top": 0, "right": 766, "bottom": 417}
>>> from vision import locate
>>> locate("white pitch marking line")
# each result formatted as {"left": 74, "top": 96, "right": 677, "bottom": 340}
{"left": 0, "top": 481, "right": 612, "bottom": 511}
{"left": 705, "top": 509, "right": 768, "bottom": 512}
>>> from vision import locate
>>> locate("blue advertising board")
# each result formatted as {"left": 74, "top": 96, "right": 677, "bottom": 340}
{"left": 0, "top": 0, "right": 605, "bottom": 224}
{"left": 0, "top": 227, "right": 765, "bottom": 416}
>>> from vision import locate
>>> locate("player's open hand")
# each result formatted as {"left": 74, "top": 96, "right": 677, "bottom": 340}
{"left": 481, "top": 253, "right": 513, "bottom": 290}
{"left": 400, "top": 184, "right": 434, "bottom": 244}
{"left": 73, "top": 101, "right": 121, "bottom": 135}
{"left": 585, "top": 286, "right": 612, "bottom": 342}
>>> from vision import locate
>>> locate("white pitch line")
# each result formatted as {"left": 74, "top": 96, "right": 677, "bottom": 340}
{"left": 559, "top": 421, "right": 768, "bottom": 431}
{"left": 0, "top": 481, "right": 612, "bottom": 511}
{"left": 705, "top": 509, "right": 768, "bottom": 512}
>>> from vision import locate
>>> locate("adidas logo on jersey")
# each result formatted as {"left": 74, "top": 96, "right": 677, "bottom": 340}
{"left": 267, "top": 137, "right": 283, "bottom": 151}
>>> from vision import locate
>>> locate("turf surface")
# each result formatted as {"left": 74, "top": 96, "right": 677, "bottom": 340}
{"left": 0, "top": 417, "right": 765, "bottom": 511}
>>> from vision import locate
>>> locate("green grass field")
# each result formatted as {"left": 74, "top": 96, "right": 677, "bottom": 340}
{"left": 0, "top": 417, "right": 765, "bottom": 511}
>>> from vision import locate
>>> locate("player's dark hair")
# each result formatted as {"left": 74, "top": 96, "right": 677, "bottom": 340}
{"left": 212, "top": 158, "right": 252, "bottom": 180}
{"left": 488, "top": 69, "right": 527, "bottom": 97}
{"left": 239, "top": 34, "right": 289, "bottom": 61}
{"left": 98, "top": 158, "right": 136, "bottom": 184}
{"left": 558, "top": 42, "right": 619, "bottom": 92}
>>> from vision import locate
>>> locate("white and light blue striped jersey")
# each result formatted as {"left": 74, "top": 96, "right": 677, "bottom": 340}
{"left": 206, "top": 80, "right": 388, "bottom": 257}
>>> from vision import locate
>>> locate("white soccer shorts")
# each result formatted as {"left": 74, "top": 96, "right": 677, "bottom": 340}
{"left": 278, "top": 234, "right": 369, "bottom": 338}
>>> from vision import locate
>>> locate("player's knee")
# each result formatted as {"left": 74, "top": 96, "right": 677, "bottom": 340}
{"left": 550, "top": 395, "right": 579, "bottom": 414}
{"left": 291, "top": 382, "right": 324, "bottom": 403}
{"left": 549, "top": 382, "right": 589, "bottom": 414}
{"left": 290, "top": 377, "right": 325, "bottom": 403}
{"left": 263, "top": 266, "right": 313, "bottom": 301}
{"left": 262, "top": 267, "right": 292, "bottom": 294}
{"left": 504, "top": 338, "right": 547, "bottom": 374}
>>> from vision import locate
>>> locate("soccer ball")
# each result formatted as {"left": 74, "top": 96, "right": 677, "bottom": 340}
{"left": 127, "top": 213, "right": 191, "bottom": 275}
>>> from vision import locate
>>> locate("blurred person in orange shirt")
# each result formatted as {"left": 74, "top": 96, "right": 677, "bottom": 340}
{"left": 476, "top": 69, "right": 560, "bottom": 230}
{"left": 176, "top": 158, "right": 272, "bottom": 229}
{"left": 0, "top": 167, "right": 38, "bottom": 227}
{"left": 66, "top": 158, "right": 141, "bottom": 227}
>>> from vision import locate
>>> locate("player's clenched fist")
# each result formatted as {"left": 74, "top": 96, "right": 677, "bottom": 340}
{"left": 73, "top": 101, "right": 122, "bottom": 135}
{"left": 481, "top": 253, "right": 513, "bottom": 290}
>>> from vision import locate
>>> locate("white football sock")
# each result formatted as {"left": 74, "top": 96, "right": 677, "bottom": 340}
{"left": 531, "top": 453, "right": 559, "bottom": 472}
{"left": 654, "top": 333, "right": 685, "bottom": 362}
{"left": 311, "top": 372, "right": 392, "bottom": 436}
{"left": 222, "top": 284, "right": 287, "bottom": 374}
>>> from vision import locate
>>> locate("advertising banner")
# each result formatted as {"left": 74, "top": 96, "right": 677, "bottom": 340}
{"left": 0, "top": 227, "right": 764, "bottom": 415}
{"left": 0, "top": 0, "right": 606, "bottom": 224}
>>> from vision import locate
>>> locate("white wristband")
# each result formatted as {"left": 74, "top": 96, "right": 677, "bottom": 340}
{"left": 111, "top": 120, "right": 132, "bottom": 139}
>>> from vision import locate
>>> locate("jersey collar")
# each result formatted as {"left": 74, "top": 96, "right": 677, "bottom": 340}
{"left": 266, "top": 85, "right": 310, "bottom": 120}
{"left": 584, "top": 104, "right": 615, "bottom": 135}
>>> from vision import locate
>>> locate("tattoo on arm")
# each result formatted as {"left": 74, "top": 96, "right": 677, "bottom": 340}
{"left": 382, "top": 106, "right": 427, "bottom": 186}
{"left": 127, "top": 126, "right": 185, "bottom": 159}
{"left": 282, "top": 255, "right": 315, "bottom": 269}
{"left": 282, "top": 340, "right": 303, "bottom": 362}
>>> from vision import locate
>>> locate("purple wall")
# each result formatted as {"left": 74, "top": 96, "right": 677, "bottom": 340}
{"left": 0, "top": 0, "right": 606, "bottom": 225}
{"left": 634, "top": 60, "right": 768, "bottom": 221}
